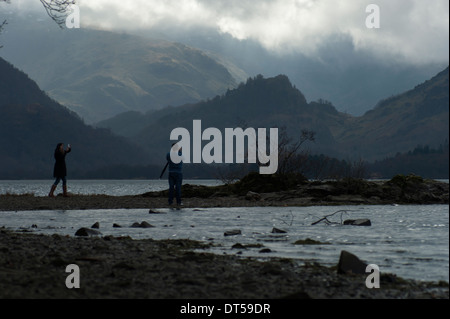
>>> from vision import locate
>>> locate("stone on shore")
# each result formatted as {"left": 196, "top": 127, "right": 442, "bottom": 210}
{"left": 91, "top": 222, "right": 100, "bottom": 229}
{"left": 131, "top": 221, "right": 155, "bottom": 228}
{"left": 343, "top": 219, "right": 372, "bottom": 226}
{"left": 224, "top": 229, "right": 242, "bottom": 236}
{"left": 149, "top": 209, "right": 165, "bottom": 214}
{"left": 271, "top": 227, "right": 287, "bottom": 234}
{"left": 337, "top": 250, "right": 368, "bottom": 275}
{"left": 293, "top": 238, "right": 330, "bottom": 245}
{"left": 75, "top": 227, "right": 102, "bottom": 237}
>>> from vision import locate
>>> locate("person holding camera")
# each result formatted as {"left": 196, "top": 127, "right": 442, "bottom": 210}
{"left": 48, "top": 143, "right": 72, "bottom": 197}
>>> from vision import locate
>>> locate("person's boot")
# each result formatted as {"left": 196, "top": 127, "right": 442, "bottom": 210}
{"left": 63, "top": 185, "right": 69, "bottom": 197}
{"left": 48, "top": 185, "right": 57, "bottom": 197}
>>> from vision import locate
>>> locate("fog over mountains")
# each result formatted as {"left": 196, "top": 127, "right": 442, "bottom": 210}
{"left": 0, "top": 1, "right": 448, "bottom": 179}
{"left": 0, "top": 14, "right": 240, "bottom": 123}
{"left": 0, "top": 10, "right": 447, "bottom": 124}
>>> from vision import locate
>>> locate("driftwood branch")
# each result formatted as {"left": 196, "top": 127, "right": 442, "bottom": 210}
{"left": 311, "top": 210, "right": 352, "bottom": 226}
{"left": 280, "top": 211, "right": 294, "bottom": 227}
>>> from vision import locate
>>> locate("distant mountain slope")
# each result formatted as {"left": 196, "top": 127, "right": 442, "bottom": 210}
{"left": 152, "top": 26, "right": 447, "bottom": 116}
{"left": 100, "top": 75, "right": 351, "bottom": 163}
{"left": 339, "top": 67, "right": 449, "bottom": 160}
{"left": 0, "top": 57, "right": 150, "bottom": 179}
{"left": 100, "top": 68, "right": 449, "bottom": 164}
{"left": 0, "top": 15, "right": 241, "bottom": 123}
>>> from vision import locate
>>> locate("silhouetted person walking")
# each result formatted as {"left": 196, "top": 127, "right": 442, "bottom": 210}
{"left": 49, "top": 143, "right": 71, "bottom": 197}
{"left": 166, "top": 143, "right": 183, "bottom": 206}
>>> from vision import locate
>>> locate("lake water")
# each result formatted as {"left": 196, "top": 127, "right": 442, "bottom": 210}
{"left": 0, "top": 179, "right": 224, "bottom": 197}
{"left": 0, "top": 180, "right": 448, "bottom": 283}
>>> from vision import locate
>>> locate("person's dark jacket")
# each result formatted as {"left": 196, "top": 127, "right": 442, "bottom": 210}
{"left": 166, "top": 151, "right": 183, "bottom": 173}
{"left": 53, "top": 147, "right": 71, "bottom": 178}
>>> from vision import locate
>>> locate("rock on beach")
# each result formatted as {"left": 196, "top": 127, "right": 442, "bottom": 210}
{"left": 343, "top": 219, "right": 372, "bottom": 226}
{"left": 131, "top": 221, "right": 154, "bottom": 228}
{"left": 337, "top": 250, "right": 368, "bottom": 275}
{"left": 75, "top": 227, "right": 102, "bottom": 237}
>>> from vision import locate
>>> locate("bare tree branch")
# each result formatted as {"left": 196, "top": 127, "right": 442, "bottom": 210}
{"left": 277, "top": 127, "right": 316, "bottom": 175}
{"left": 311, "top": 210, "right": 352, "bottom": 226}
{"left": 39, "top": 0, "right": 77, "bottom": 28}
{"left": 0, "top": 19, "right": 6, "bottom": 49}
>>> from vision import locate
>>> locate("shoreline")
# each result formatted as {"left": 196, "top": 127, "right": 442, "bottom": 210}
{"left": 0, "top": 228, "right": 448, "bottom": 299}
{"left": 1, "top": 176, "right": 448, "bottom": 212}
{"left": 1, "top": 175, "right": 448, "bottom": 299}
{"left": 0, "top": 192, "right": 448, "bottom": 212}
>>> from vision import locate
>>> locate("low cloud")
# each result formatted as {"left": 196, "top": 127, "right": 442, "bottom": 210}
{"left": 5, "top": 0, "right": 449, "bottom": 64}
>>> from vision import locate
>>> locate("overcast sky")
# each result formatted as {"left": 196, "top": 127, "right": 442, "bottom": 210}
{"left": 3, "top": 0, "right": 449, "bottom": 65}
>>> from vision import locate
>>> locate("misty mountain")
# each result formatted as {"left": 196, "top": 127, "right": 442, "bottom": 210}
{"left": 2, "top": 11, "right": 446, "bottom": 125}
{"left": 99, "top": 67, "right": 449, "bottom": 165}
{"left": 339, "top": 67, "right": 449, "bottom": 160}
{"left": 0, "top": 14, "right": 242, "bottom": 123}
{"left": 0, "top": 57, "right": 151, "bottom": 179}
{"left": 139, "top": 26, "right": 448, "bottom": 116}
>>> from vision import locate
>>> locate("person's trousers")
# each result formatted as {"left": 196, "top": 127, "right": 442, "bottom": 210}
{"left": 53, "top": 176, "right": 67, "bottom": 186}
{"left": 168, "top": 172, "right": 182, "bottom": 205}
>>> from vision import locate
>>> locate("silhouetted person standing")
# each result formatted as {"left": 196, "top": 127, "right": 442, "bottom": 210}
{"left": 166, "top": 143, "right": 183, "bottom": 206}
{"left": 49, "top": 143, "right": 71, "bottom": 197}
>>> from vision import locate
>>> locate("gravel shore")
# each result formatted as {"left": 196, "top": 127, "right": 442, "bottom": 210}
{"left": 0, "top": 228, "right": 448, "bottom": 299}
{"left": 0, "top": 193, "right": 255, "bottom": 212}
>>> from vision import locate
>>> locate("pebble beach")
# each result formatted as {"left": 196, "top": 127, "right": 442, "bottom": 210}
{"left": 0, "top": 228, "right": 448, "bottom": 299}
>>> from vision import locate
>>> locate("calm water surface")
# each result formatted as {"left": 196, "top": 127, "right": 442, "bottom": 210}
{"left": 0, "top": 179, "right": 223, "bottom": 196}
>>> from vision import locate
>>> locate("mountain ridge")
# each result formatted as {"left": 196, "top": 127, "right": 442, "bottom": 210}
{"left": 339, "top": 67, "right": 449, "bottom": 160}
{"left": 0, "top": 57, "right": 152, "bottom": 179}
{"left": 99, "top": 67, "right": 449, "bottom": 164}
{"left": 1, "top": 54, "right": 447, "bottom": 178}
{"left": 0, "top": 14, "right": 242, "bottom": 123}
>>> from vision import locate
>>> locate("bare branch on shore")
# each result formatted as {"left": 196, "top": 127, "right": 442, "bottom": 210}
{"left": 311, "top": 210, "right": 353, "bottom": 226}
